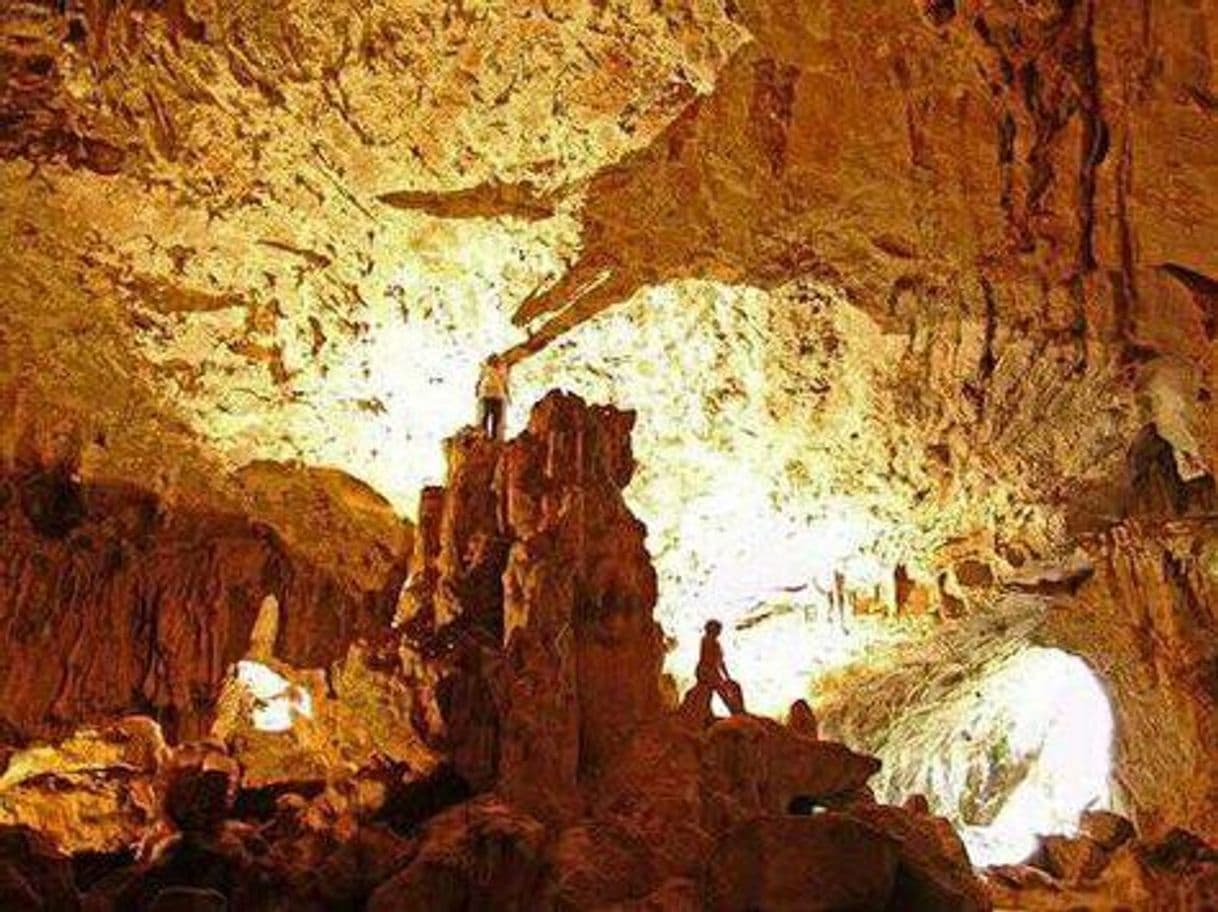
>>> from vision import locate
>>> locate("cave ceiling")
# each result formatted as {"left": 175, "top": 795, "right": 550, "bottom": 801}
{"left": 2, "top": 0, "right": 1217, "bottom": 642}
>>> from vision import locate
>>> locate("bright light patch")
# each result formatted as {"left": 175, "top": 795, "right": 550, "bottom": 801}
{"left": 957, "top": 648, "right": 1114, "bottom": 866}
{"left": 234, "top": 660, "right": 313, "bottom": 733}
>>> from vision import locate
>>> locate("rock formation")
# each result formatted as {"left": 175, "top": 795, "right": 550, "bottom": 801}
{"left": 3, "top": 0, "right": 1218, "bottom": 906}
{"left": 2, "top": 392, "right": 1001, "bottom": 910}
{"left": 1044, "top": 515, "right": 1218, "bottom": 844}
{"left": 2, "top": 0, "right": 1214, "bottom": 698}
{"left": 396, "top": 392, "right": 666, "bottom": 821}
{"left": 986, "top": 813, "right": 1218, "bottom": 911}
{"left": 0, "top": 458, "right": 413, "bottom": 744}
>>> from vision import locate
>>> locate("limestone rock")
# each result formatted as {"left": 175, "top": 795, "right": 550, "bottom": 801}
{"left": 401, "top": 393, "right": 666, "bottom": 823}
{"left": 985, "top": 826, "right": 1218, "bottom": 911}
{"left": 700, "top": 715, "right": 880, "bottom": 820}
{"left": 234, "top": 461, "right": 413, "bottom": 597}
{"left": 0, "top": 718, "right": 165, "bottom": 853}
{"left": 590, "top": 710, "right": 890, "bottom": 891}
{"left": 1033, "top": 833, "right": 1110, "bottom": 884}
{"left": 590, "top": 720, "right": 713, "bottom": 880}
{"left": 703, "top": 813, "right": 900, "bottom": 912}
{"left": 0, "top": 826, "right": 79, "bottom": 911}
{"left": 546, "top": 820, "right": 657, "bottom": 910}
{"left": 366, "top": 796, "right": 548, "bottom": 912}
{"left": 0, "top": 469, "right": 409, "bottom": 744}
{"left": 211, "top": 641, "right": 440, "bottom": 792}
{"left": 161, "top": 744, "right": 238, "bottom": 835}
{"left": 1046, "top": 518, "right": 1218, "bottom": 843}
{"left": 1079, "top": 810, "right": 1136, "bottom": 852}
{"left": 848, "top": 803, "right": 989, "bottom": 912}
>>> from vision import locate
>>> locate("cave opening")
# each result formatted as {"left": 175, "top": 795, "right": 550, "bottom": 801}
{"left": 945, "top": 647, "right": 1115, "bottom": 867}
{"left": 821, "top": 628, "right": 1118, "bottom": 868}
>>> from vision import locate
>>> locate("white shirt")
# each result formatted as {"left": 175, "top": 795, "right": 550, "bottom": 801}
{"left": 477, "top": 361, "right": 510, "bottom": 401}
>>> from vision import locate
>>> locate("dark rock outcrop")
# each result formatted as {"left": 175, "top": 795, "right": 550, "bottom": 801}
{"left": 366, "top": 797, "right": 547, "bottom": 912}
{"left": 704, "top": 813, "right": 900, "bottom": 912}
{"left": 400, "top": 392, "right": 666, "bottom": 822}
{"left": 0, "top": 826, "right": 79, "bottom": 911}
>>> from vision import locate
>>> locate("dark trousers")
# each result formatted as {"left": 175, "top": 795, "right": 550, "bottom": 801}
{"left": 480, "top": 397, "right": 505, "bottom": 439}
{"left": 695, "top": 675, "right": 745, "bottom": 716}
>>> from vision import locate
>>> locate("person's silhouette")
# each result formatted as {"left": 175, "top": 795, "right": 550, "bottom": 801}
{"left": 696, "top": 620, "right": 744, "bottom": 715}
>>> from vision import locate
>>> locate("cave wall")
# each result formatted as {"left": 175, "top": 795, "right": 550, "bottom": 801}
{"left": 0, "top": 463, "right": 411, "bottom": 744}
{"left": 2, "top": 0, "right": 1214, "bottom": 536}
{"left": 2, "top": 0, "right": 1217, "bottom": 865}
{"left": 1043, "top": 517, "right": 1218, "bottom": 844}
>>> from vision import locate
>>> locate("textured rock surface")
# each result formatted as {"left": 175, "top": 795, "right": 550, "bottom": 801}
{"left": 3, "top": 0, "right": 1215, "bottom": 713}
{"left": 987, "top": 820, "right": 1218, "bottom": 911}
{"left": 399, "top": 391, "right": 665, "bottom": 821}
{"left": 0, "top": 826, "right": 79, "bottom": 911}
{"left": 704, "top": 813, "right": 900, "bottom": 912}
{"left": 1, "top": 393, "right": 996, "bottom": 910}
{"left": 366, "top": 796, "right": 548, "bottom": 912}
{"left": 1044, "top": 517, "right": 1218, "bottom": 843}
{"left": 4, "top": 0, "right": 1218, "bottom": 880}
{"left": 0, "top": 463, "right": 412, "bottom": 744}
{"left": 817, "top": 503, "right": 1218, "bottom": 863}
{"left": 0, "top": 717, "right": 164, "bottom": 853}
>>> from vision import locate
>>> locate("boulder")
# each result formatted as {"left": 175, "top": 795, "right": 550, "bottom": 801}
{"left": 591, "top": 721, "right": 713, "bottom": 879}
{"left": 700, "top": 715, "right": 880, "bottom": 819}
{"left": 1079, "top": 809, "right": 1135, "bottom": 852}
{"left": 847, "top": 804, "right": 989, "bottom": 912}
{"left": 366, "top": 797, "right": 547, "bottom": 912}
{"left": 161, "top": 743, "right": 239, "bottom": 835}
{"left": 987, "top": 828, "right": 1218, "bottom": 912}
{"left": 0, "top": 826, "right": 79, "bottom": 911}
{"left": 96, "top": 821, "right": 267, "bottom": 911}
{"left": 546, "top": 820, "right": 657, "bottom": 909}
{"left": 704, "top": 813, "right": 899, "bottom": 912}
{"left": 1034, "top": 833, "right": 1110, "bottom": 883}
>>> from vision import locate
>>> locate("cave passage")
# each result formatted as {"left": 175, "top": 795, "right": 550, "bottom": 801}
{"left": 920, "top": 647, "right": 1115, "bottom": 867}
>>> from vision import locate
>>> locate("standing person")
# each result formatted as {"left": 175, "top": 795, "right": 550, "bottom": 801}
{"left": 477, "top": 354, "right": 511, "bottom": 440}
{"left": 831, "top": 567, "right": 848, "bottom": 632}
{"left": 696, "top": 620, "right": 745, "bottom": 715}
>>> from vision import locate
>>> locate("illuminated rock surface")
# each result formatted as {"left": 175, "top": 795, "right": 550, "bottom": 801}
{"left": 2, "top": 0, "right": 1218, "bottom": 908}
{"left": 0, "top": 394, "right": 994, "bottom": 910}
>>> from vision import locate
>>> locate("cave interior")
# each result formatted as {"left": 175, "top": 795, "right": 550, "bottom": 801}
{"left": 2, "top": 1, "right": 1218, "bottom": 910}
